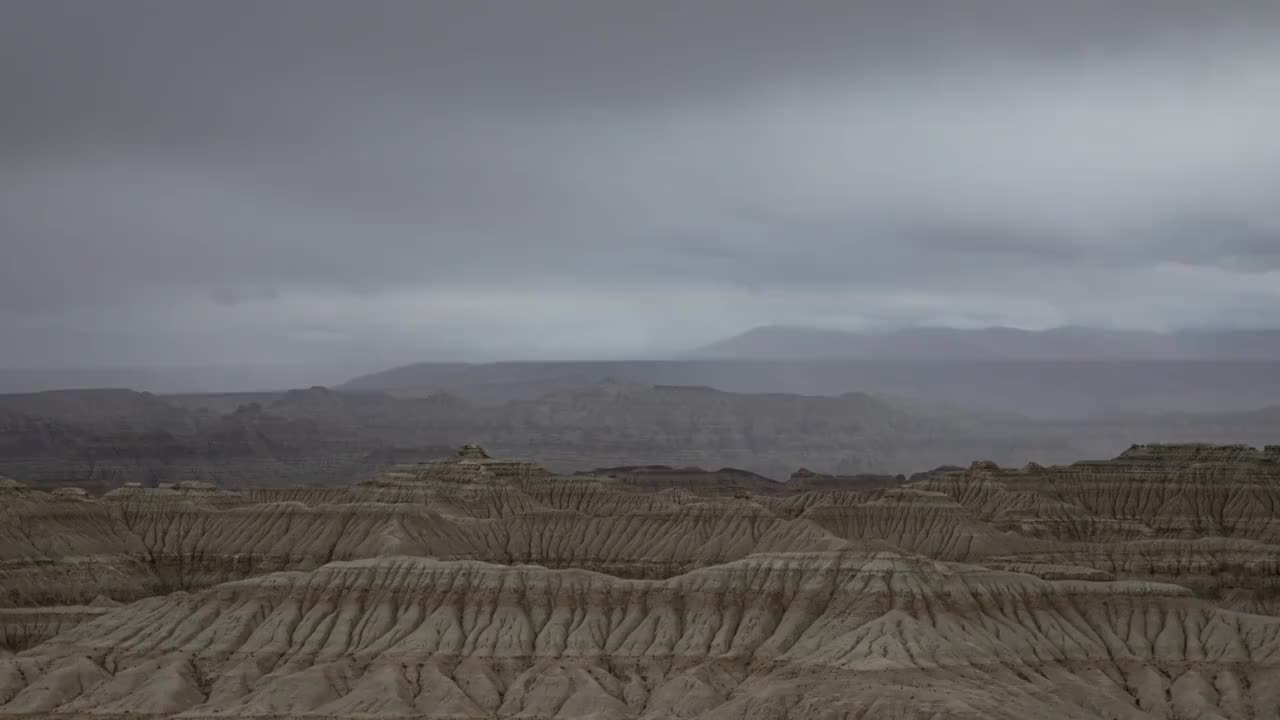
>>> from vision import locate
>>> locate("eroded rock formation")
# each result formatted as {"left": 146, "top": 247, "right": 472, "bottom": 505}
{"left": 3, "top": 443, "right": 1280, "bottom": 718}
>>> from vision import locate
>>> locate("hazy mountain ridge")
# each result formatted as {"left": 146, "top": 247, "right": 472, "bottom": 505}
{"left": 3, "top": 383, "right": 1280, "bottom": 488}
{"left": 342, "top": 356, "right": 1280, "bottom": 418}
{"left": 696, "top": 324, "right": 1280, "bottom": 360}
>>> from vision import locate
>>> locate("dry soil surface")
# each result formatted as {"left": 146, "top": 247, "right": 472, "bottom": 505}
{"left": 3, "top": 443, "right": 1280, "bottom": 718}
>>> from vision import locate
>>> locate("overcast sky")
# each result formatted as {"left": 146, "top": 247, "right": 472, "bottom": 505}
{"left": 3, "top": 0, "right": 1280, "bottom": 370}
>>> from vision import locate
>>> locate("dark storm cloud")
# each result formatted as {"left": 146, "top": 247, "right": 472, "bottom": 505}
{"left": 3, "top": 0, "right": 1280, "bottom": 364}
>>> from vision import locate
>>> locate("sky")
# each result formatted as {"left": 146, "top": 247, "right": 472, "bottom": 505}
{"left": 3, "top": 0, "right": 1280, "bottom": 371}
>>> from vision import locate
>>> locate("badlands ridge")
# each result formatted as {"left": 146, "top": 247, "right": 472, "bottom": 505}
{"left": 3, "top": 443, "right": 1280, "bottom": 718}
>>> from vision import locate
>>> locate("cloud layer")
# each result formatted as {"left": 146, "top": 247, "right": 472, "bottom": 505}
{"left": 3, "top": 0, "right": 1280, "bottom": 367}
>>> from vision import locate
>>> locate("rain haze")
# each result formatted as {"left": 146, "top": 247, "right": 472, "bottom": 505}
{"left": 3, "top": 0, "right": 1280, "bottom": 384}
{"left": 14, "top": 6, "right": 1280, "bottom": 714}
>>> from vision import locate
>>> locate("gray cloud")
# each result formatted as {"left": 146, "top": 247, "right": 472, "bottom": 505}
{"left": 3, "top": 0, "right": 1280, "bottom": 367}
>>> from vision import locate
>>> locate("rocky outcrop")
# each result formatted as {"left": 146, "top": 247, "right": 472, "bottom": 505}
{"left": 362, "top": 445, "right": 554, "bottom": 489}
{"left": 798, "top": 488, "right": 1045, "bottom": 560}
{"left": 783, "top": 467, "right": 902, "bottom": 492}
{"left": 911, "top": 444, "right": 1280, "bottom": 542}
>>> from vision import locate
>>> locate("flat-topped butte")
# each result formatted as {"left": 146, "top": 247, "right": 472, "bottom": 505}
{"left": 360, "top": 444, "right": 554, "bottom": 487}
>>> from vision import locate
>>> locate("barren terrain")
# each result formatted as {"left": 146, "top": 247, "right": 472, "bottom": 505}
{"left": 2, "top": 443, "right": 1280, "bottom": 718}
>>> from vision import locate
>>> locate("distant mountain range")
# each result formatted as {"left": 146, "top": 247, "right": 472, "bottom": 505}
{"left": 693, "top": 325, "right": 1280, "bottom": 361}
{"left": 3, "top": 383, "right": 1279, "bottom": 487}
{"left": 341, "top": 356, "right": 1280, "bottom": 419}
{"left": 4, "top": 326, "right": 1279, "bottom": 422}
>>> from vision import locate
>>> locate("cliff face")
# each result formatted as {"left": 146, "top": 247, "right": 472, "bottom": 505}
{"left": 4, "top": 444, "right": 1280, "bottom": 719}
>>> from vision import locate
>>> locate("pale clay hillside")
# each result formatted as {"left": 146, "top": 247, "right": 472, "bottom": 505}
{"left": 3, "top": 443, "right": 1280, "bottom": 718}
